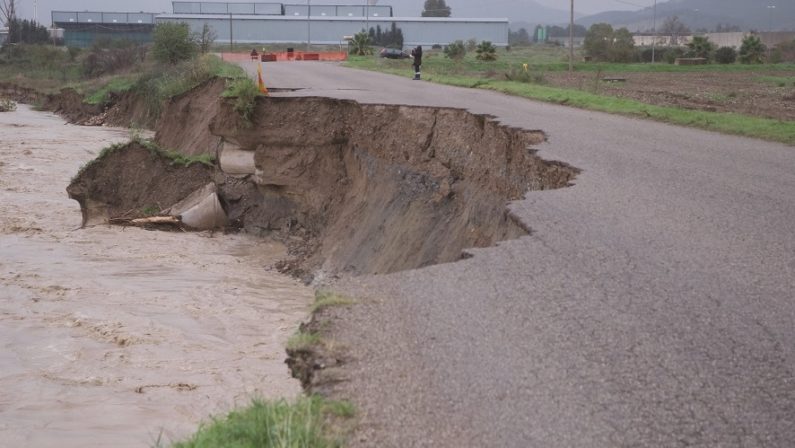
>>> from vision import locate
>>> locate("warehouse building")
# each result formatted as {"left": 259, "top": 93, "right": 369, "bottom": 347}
{"left": 53, "top": 2, "right": 509, "bottom": 48}
{"left": 51, "top": 11, "right": 156, "bottom": 48}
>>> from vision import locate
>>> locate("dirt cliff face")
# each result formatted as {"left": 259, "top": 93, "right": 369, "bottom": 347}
{"left": 75, "top": 79, "right": 579, "bottom": 278}
{"left": 67, "top": 143, "right": 214, "bottom": 226}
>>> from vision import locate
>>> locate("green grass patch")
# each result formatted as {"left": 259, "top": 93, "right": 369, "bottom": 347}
{"left": 83, "top": 76, "right": 137, "bottom": 105}
{"left": 756, "top": 75, "right": 795, "bottom": 87}
{"left": 311, "top": 290, "right": 355, "bottom": 313}
{"left": 222, "top": 77, "right": 261, "bottom": 123}
{"left": 287, "top": 330, "right": 321, "bottom": 351}
{"left": 171, "top": 395, "right": 355, "bottom": 448}
{"left": 345, "top": 55, "right": 795, "bottom": 145}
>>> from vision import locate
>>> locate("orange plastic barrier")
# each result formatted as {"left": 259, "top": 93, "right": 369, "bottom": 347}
{"left": 220, "top": 51, "right": 348, "bottom": 62}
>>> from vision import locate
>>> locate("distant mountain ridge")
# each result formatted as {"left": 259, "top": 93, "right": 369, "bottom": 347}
{"left": 449, "top": 0, "right": 577, "bottom": 24}
{"left": 577, "top": 0, "right": 795, "bottom": 32}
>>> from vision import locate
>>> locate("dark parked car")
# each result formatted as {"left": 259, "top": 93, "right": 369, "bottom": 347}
{"left": 379, "top": 48, "right": 409, "bottom": 59}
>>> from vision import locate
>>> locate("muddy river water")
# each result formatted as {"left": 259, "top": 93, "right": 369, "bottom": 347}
{"left": 0, "top": 105, "right": 313, "bottom": 447}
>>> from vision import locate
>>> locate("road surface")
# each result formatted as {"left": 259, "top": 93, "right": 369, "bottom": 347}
{"left": 247, "top": 61, "right": 795, "bottom": 447}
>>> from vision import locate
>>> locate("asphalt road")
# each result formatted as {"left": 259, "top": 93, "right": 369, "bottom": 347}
{"left": 246, "top": 61, "right": 795, "bottom": 447}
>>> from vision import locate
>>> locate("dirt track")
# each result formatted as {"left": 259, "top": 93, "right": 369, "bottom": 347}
{"left": 0, "top": 106, "right": 311, "bottom": 447}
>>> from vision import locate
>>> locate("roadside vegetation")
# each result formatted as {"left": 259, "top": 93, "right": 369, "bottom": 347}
{"left": 346, "top": 31, "right": 795, "bottom": 145}
{"left": 170, "top": 396, "right": 355, "bottom": 448}
{"left": 0, "top": 22, "right": 258, "bottom": 124}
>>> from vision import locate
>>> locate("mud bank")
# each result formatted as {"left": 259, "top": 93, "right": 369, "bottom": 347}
{"left": 0, "top": 82, "right": 154, "bottom": 128}
{"left": 72, "top": 79, "right": 579, "bottom": 279}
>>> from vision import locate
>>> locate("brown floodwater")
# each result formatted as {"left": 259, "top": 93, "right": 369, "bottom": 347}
{"left": 0, "top": 105, "right": 312, "bottom": 447}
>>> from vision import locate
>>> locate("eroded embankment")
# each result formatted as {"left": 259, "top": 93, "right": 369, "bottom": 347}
{"left": 0, "top": 82, "right": 156, "bottom": 128}
{"left": 69, "top": 79, "right": 579, "bottom": 278}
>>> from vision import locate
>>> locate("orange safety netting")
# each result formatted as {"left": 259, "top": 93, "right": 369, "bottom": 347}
{"left": 219, "top": 51, "right": 348, "bottom": 62}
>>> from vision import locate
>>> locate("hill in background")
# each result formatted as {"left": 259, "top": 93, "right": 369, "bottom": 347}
{"left": 577, "top": 0, "right": 795, "bottom": 32}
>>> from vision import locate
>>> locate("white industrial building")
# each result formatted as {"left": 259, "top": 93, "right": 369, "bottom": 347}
{"left": 157, "top": 2, "right": 510, "bottom": 47}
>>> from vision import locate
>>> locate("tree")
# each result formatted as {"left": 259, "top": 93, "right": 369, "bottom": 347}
{"left": 583, "top": 23, "right": 613, "bottom": 61}
{"left": 739, "top": 35, "right": 766, "bottom": 64}
{"left": 547, "top": 24, "right": 587, "bottom": 38}
{"left": 608, "top": 28, "right": 636, "bottom": 63}
{"left": 444, "top": 40, "right": 466, "bottom": 61}
{"left": 0, "top": 0, "right": 16, "bottom": 26}
{"left": 509, "top": 28, "right": 531, "bottom": 45}
{"left": 686, "top": 35, "right": 715, "bottom": 60}
{"left": 475, "top": 41, "right": 497, "bottom": 61}
{"left": 8, "top": 19, "right": 49, "bottom": 44}
{"left": 152, "top": 22, "right": 198, "bottom": 64}
{"left": 584, "top": 23, "right": 636, "bottom": 63}
{"left": 422, "top": 0, "right": 451, "bottom": 18}
{"left": 368, "top": 23, "right": 404, "bottom": 49}
{"left": 661, "top": 16, "right": 690, "bottom": 45}
{"left": 348, "top": 31, "right": 372, "bottom": 56}
{"left": 1, "top": 0, "right": 17, "bottom": 43}
{"left": 714, "top": 46, "right": 737, "bottom": 64}
{"left": 196, "top": 24, "right": 217, "bottom": 54}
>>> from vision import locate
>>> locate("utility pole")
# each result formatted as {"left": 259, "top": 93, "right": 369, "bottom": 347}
{"left": 651, "top": 0, "right": 657, "bottom": 63}
{"left": 229, "top": 13, "right": 233, "bottom": 53}
{"left": 307, "top": 0, "right": 311, "bottom": 50}
{"left": 766, "top": 5, "right": 775, "bottom": 60}
{"left": 569, "top": 0, "right": 574, "bottom": 72}
{"left": 365, "top": 0, "right": 369, "bottom": 36}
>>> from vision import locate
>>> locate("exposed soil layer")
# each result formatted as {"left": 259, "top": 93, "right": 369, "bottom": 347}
{"left": 70, "top": 78, "right": 579, "bottom": 278}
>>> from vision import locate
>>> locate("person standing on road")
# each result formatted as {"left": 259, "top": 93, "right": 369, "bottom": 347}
{"left": 410, "top": 45, "right": 422, "bottom": 80}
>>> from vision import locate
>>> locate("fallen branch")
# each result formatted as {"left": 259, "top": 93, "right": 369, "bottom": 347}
{"left": 109, "top": 215, "right": 182, "bottom": 226}
{"left": 131, "top": 216, "right": 181, "bottom": 225}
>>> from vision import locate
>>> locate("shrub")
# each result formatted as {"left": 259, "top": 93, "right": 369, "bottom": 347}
{"left": 663, "top": 47, "right": 686, "bottom": 64}
{"left": 465, "top": 38, "right": 478, "bottom": 52}
{"left": 152, "top": 22, "right": 198, "bottom": 65}
{"left": 444, "top": 40, "right": 466, "bottom": 61}
{"left": 82, "top": 45, "right": 146, "bottom": 78}
{"left": 475, "top": 41, "right": 497, "bottom": 61}
{"left": 348, "top": 31, "right": 372, "bottom": 56}
{"left": 686, "top": 35, "right": 715, "bottom": 61}
{"left": 0, "top": 98, "right": 16, "bottom": 112}
{"left": 584, "top": 23, "right": 635, "bottom": 62}
{"left": 504, "top": 65, "right": 545, "bottom": 84}
{"left": 739, "top": 35, "right": 766, "bottom": 64}
{"left": 714, "top": 46, "right": 737, "bottom": 64}
{"left": 196, "top": 23, "right": 217, "bottom": 54}
{"left": 775, "top": 39, "right": 795, "bottom": 63}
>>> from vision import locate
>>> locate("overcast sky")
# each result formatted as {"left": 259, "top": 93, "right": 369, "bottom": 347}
{"left": 14, "top": 0, "right": 639, "bottom": 23}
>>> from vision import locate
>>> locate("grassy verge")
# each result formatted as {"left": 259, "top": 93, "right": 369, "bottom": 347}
{"left": 170, "top": 395, "right": 354, "bottom": 448}
{"left": 83, "top": 76, "right": 138, "bottom": 105}
{"left": 345, "top": 55, "right": 795, "bottom": 145}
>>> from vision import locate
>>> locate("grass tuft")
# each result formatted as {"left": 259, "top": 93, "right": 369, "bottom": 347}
{"left": 222, "top": 77, "right": 260, "bottom": 124}
{"left": 286, "top": 330, "right": 321, "bottom": 351}
{"left": 311, "top": 290, "right": 355, "bottom": 313}
{"left": 171, "top": 395, "right": 355, "bottom": 448}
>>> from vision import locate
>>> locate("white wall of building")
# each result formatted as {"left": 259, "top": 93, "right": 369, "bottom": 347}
{"left": 156, "top": 15, "right": 509, "bottom": 47}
